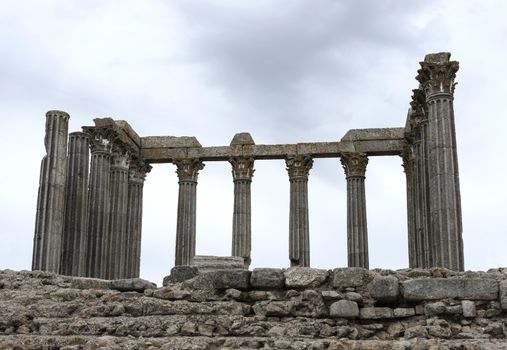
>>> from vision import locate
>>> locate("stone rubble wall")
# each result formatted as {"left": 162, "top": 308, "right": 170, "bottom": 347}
{"left": 1, "top": 267, "right": 507, "bottom": 349}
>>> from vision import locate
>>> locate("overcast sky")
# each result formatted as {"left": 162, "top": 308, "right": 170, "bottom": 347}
{"left": 1, "top": 1, "right": 506, "bottom": 284}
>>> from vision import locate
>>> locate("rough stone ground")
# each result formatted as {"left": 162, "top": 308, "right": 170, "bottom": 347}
{"left": 1, "top": 267, "right": 507, "bottom": 349}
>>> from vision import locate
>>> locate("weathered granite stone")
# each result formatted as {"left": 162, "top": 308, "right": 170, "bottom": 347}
{"left": 110, "top": 278, "right": 156, "bottom": 292}
{"left": 284, "top": 267, "right": 328, "bottom": 288}
{"left": 164, "top": 266, "right": 199, "bottom": 285}
{"left": 359, "top": 307, "right": 394, "bottom": 319}
{"left": 499, "top": 280, "right": 507, "bottom": 310}
{"left": 393, "top": 307, "right": 416, "bottom": 318}
{"left": 321, "top": 290, "right": 343, "bottom": 301}
{"left": 425, "top": 302, "right": 447, "bottom": 316}
{"left": 250, "top": 268, "right": 284, "bottom": 289}
{"left": 330, "top": 300, "right": 359, "bottom": 319}
{"left": 462, "top": 300, "right": 476, "bottom": 318}
{"left": 367, "top": 275, "right": 399, "bottom": 302}
{"left": 69, "top": 277, "right": 110, "bottom": 290}
{"left": 214, "top": 270, "right": 251, "bottom": 290}
{"left": 345, "top": 291, "right": 363, "bottom": 303}
{"left": 332, "top": 267, "right": 370, "bottom": 288}
{"left": 185, "top": 270, "right": 251, "bottom": 290}
{"left": 402, "top": 278, "right": 498, "bottom": 301}
{"left": 191, "top": 256, "right": 246, "bottom": 273}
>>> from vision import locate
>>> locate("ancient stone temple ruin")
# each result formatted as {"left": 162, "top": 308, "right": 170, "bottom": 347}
{"left": 32, "top": 52, "right": 464, "bottom": 278}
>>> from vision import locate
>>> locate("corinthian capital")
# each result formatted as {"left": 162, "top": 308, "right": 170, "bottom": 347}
{"left": 416, "top": 52, "right": 459, "bottom": 97}
{"left": 341, "top": 152, "right": 368, "bottom": 178}
{"left": 111, "top": 146, "right": 130, "bottom": 170}
{"left": 174, "top": 159, "right": 204, "bottom": 182}
{"left": 230, "top": 157, "right": 255, "bottom": 181}
{"left": 129, "top": 160, "right": 152, "bottom": 184}
{"left": 286, "top": 155, "right": 313, "bottom": 180}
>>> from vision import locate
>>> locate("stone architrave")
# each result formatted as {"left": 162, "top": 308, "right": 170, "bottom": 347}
{"left": 125, "top": 160, "right": 151, "bottom": 278}
{"left": 108, "top": 147, "right": 130, "bottom": 279}
{"left": 341, "top": 152, "right": 369, "bottom": 269}
{"left": 416, "top": 52, "right": 463, "bottom": 271}
{"left": 61, "top": 132, "right": 90, "bottom": 276}
{"left": 33, "top": 110, "right": 70, "bottom": 273}
{"left": 229, "top": 157, "right": 255, "bottom": 267}
{"left": 174, "top": 159, "right": 204, "bottom": 266}
{"left": 85, "top": 128, "right": 113, "bottom": 278}
{"left": 286, "top": 155, "right": 313, "bottom": 267}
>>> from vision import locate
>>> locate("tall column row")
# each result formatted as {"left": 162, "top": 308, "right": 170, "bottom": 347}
{"left": 403, "top": 52, "right": 464, "bottom": 271}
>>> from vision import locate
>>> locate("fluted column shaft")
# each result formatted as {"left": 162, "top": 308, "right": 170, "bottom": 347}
{"left": 402, "top": 140, "right": 419, "bottom": 268}
{"left": 341, "top": 152, "right": 369, "bottom": 269}
{"left": 61, "top": 132, "right": 89, "bottom": 276}
{"left": 33, "top": 110, "right": 70, "bottom": 273}
{"left": 108, "top": 149, "right": 130, "bottom": 279}
{"left": 174, "top": 159, "right": 204, "bottom": 266}
{"left": 125, "top": 161, "right": 151, "bottom": 278}
{"left": 85, "top": 131, "right": 112, "bottom": 278}
{"left": 286, "top": 156, "right": 313, "bottom": 267}
{"left": 417, "top": 53, "right": 463, "bottom": 271}
{"left": 230, "top": 157, "right": 254, "bottom": 267}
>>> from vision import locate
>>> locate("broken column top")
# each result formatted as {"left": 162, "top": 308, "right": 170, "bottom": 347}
{"left": 423, "top": 52, "right": 451, "bottom": 64}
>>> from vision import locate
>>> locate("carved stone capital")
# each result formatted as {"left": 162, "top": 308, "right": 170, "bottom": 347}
{"left": 230, "top": 157, "right": 255, "bottom": 181}
{"left": 341, "top": 152, "right": 368, "bottom": 178}
{"left": 416, "top": 52, "right": 459, "bottom": 98}
{"left": 87, "top": 127, "right": 113, "bottom": 154}
{"left": 111, "top": 147, "right": 130, "bottom": 170}
{"left": 174, "top": 159, "right": 204, "bottom": 182}
{"left": 286, "top": 155, "right": 313, "bottom": 180}
{"left": 129, "top": 160, "right": 152, "bottom": 184}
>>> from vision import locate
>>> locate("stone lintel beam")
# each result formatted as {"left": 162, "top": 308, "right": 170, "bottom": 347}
{"left": 140, "top": 128, "right": 405, "bottom": 162}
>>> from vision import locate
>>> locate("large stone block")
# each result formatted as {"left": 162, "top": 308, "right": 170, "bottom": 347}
{"left": 332, "top": 267, "right": 371, "bottom": 288}
{"left": 185, "top": 270, "right": 251, "bottom": 290}
{"left": 250, "top": 268, "right": 284, "bottom": 289}
{"left": 284, "top": 267, "right": 328, "bottom": 288}
{"left": 359, "top": 307, "right": 394, "bottom": 319}
{"left": 402, "top": 278, "right": 498, "bottom": 301}
{"left": 110, "top": 278, "right": 156, "bottom": 292}
{"left": 367, "top": 275, "right": 400, "bottom": 302}
{"left": 329, "top": 300, "right": 359, "bottom": 319}
{"left": 164, "top": 266, "right": 199, "bottom": 285}
{"left": 213, "top": 270, "right": 251, "bottom": 290}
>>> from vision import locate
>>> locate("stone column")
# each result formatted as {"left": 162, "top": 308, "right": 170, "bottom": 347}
{"left": 61, "top": 132, "right": 89, "bottom": 276}
{"left": 409, "top": 89, "right": 432, "bottom": 268}
{"left": 230, "top": 157, "right": 255, "bottom": 267}
{"left": 416, "top": 52, "right": 464, "bottom": 271}
{"left": 341, "top": 152, "right": 369, "bottom": 269}
{"left": 402, "top": 140, "right": 418, "bottom": 269}
{"left": 125, "top": 160, "right": 151, "bottom": 278}
{"left": 174, "top": 159, "right": 204, "bottom": 266}
{"left": 108, "top": 147, "right": 130, "bottom": 279}
{"left": 286, "top": 155, "right": 313, "bottom": 267}
{"left": 33, "top": 110, "right": 69, "bottom": 273}
{"left": 85, "top": 129, "right": 112, "bottom": 278}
